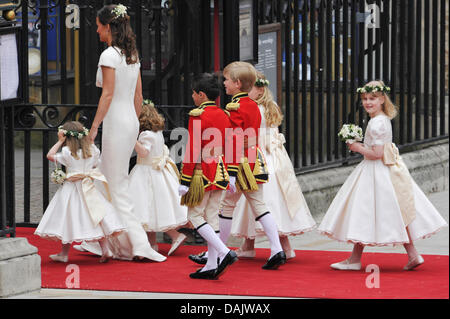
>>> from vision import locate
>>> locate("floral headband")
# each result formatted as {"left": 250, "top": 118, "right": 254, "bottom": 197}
{"left": 357, "top": 84, "right": 391, "bottom": 94}
{"left": 143, "top": 99, "right": 154, "bottom": 106}
{"left": 58, "top": 126, "right": 90, "bottom": 140}
{"left": 255, "top": 78, "right": 270, "bottom": 87}
{"left": 111, "top": 4, "right": 127, "bottom": 19}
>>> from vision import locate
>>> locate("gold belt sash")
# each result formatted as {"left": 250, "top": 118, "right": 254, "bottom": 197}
{"left": 136, "top": 145, "right": 180, "bottom": 180}
{"left": 267, "top": 132, "right": 309, "bottom": 219}
{"left": 382, "top": 143, "right": 416, "bottom": 226}
{"left": 65, "top": 169, "right": 112, "bottom": 227}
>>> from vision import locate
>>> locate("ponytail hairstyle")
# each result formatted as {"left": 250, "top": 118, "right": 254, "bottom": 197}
{"left": 97, "top": 4, "right": 139, "bottom": 65}
{"left": 358, "top": 80, "right": 398, "bottom": 119}
{"left": 59, "top": 121, "right": 92, "bottom": 160}
{"left": 254, "top": 72, "right": 283, "bottom": 127}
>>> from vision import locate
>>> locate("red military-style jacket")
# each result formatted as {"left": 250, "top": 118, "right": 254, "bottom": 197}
{"left": 180, "top": 101, "right": 231, "bottom": 192}
{"left": 225, "top": 92, "right": 268, "bottom": 184}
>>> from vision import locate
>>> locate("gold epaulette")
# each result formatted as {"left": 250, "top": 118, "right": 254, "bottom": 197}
{"left": 189, "top": 108, "right": 205, "bottom": 117}
{"left": 226, "top": 102, "right": 240, "bottom": 111}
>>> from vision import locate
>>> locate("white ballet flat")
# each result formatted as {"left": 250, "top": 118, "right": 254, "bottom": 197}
{"left": 330, "top": 259, "right": 361, "bottom": 271}
{"left": 49, "top": 254, "right": 69, "bottom": 263}
{"left": 151, "top": 244, "right": 159, "bottom": 252}
{"left": 404, "top": 255, "right": 424, "bottom": 271}
{"left": 73, "top": 244, "right": 88, "bottom": 252}
{"left": 168, "top": 233, "right": 187, "bottom": 256}
{"left": 236, "top": 248, "right": 256, "bottom": 258}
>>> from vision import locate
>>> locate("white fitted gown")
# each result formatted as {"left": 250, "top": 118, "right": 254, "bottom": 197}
{"left": 93, "top": 46, "right": 165, "bottom": 261}
{"left": 318, "top": 114, "right": 448, "bottom": 246}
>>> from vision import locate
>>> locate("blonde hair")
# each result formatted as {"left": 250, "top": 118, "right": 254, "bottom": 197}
{"left": 139, "top": 102, "right": 165, "bottom": 132}
{"left": 61, "top": 121, "right": 92, "bottom": 159}
{"left": 223, "top": 61, "right": 257, "bottom": 92}
{"left": 360, "top": 80, "right": 398, "bottom": 119}
{"left": 254, "top": 72, "right": 283, "bottom": 127}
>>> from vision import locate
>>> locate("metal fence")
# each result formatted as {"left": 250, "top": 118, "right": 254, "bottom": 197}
{"left": 259, "top": 0, "right": 448, "bottom": 170}
{"left": 1, "top": 0, "right": 448, "bottom": 234}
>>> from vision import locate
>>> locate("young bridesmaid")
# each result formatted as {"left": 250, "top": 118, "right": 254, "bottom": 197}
{"left": 230, "top": 72, "right": 316, "bottom": 259}
{"left": 128, "top": 101, "right": 188, "bottom": 255}
{"left": 34, "top": 121, "right": 126, "bottom": 263}
{"left": 318, "top": 80, "right": 448, "bottom": 270}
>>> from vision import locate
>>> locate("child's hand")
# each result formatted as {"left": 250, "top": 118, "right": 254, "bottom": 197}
{"left": 347, "top": 141, "right": 363, "bottom": 153}
{"left": 57, "top": 130, "right": 66, "bottom": 142}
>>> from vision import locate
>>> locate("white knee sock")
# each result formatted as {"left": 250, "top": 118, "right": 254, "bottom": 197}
{"left": 197, "top": 223, "right": 229, "bottom": 259}
{"left": 219, "top": 215, "right": 233, "bottom": 245}
{"left": 202, "top": 243, "right": 219, "bottom": 271}
{"left": 256, "top": 213, "right": 282, "bottom": 258}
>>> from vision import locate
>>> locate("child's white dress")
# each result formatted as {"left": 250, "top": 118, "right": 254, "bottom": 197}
{"left": 34, "top": 145, "right": 126, "bottom": 244}
{"left": 318, "top": 114, "right": 447, "bottom": 246}
{"left": 128, "top": 130, "right": 188, "bottom": 232}
{"left": 230, "top": 105, "right": 317, "bottom": 239}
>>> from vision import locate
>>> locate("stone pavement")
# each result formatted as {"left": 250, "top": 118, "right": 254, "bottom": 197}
{"left": 7, "top": 189, "right": 448, "bottom": 299}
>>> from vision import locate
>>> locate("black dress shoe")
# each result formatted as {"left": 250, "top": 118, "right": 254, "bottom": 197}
{"left": 189, "top": 268, "right": 217, "bottom": 280}
{"left": 215, "top": 250, "right": 238, "bottom": 278}
{"left": 188, "top": 251, "right": 208, "bottom": 265}
{"left": 262, "top": 251, "right": 286, "bottom": 270}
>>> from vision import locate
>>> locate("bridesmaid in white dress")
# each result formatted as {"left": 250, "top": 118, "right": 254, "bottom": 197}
{"left": 230, "top": 72, "right": 316, "bottom": 259}
{"left": 128, "top": 102, "right": 188, "bottom": 255}
{"left": 35, "top": 121, "right": 126, "bottom": 263}
{"left": 87, "top": 4, "right": 165, "bottom": 262}
{"left": 318, "top": 80, "right": 448, "bottom": 271}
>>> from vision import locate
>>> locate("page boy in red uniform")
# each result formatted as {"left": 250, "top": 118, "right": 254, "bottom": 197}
{"left": 179, "top": 73, "right": 238, "bottom": 279}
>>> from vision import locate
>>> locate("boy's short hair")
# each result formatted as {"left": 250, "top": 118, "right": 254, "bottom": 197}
{"left": 192, "top": 73, "right": 220, "bottom": 101}
{"left": 223, "top": 61, "right": 257, "bottom": 92}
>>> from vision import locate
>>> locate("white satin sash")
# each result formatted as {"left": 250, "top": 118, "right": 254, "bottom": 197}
{"left": 266, "top": 131, "right": 309, "bottom": 219}
{"left": 382, "top": 143, "right": 416, "bottom": 226}
{"left": 66, "top": 168, "right": 112, "bottom": 227}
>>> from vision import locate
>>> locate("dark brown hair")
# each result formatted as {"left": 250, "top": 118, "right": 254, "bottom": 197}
{"left": 97, "top": 4, "right": 139, "bottom": 65}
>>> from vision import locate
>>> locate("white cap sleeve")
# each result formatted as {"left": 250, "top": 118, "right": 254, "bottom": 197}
{"left": 54, "top": 146, "right": 72, "bottom": 167}
{"left": 138, "top": 131, "right": 154, "bottom": 153}
{"left": 370, "top": 117, "right": 390, "bottom": 146}
{"left": 98, "top": 47, "right": 122, "bottom": 69}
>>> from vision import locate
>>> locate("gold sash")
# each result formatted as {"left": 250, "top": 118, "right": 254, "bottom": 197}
{"left": 382, "top": 143, "right": 416, "bottom": 226}
{"left": 267, "top": 132, "right": 309, "bottom": 219}
{"left": 65, "top": 169, "right": 112, "bottom": 227}
{"left": 137, "top": 145, "right": 180, "bottom": 180}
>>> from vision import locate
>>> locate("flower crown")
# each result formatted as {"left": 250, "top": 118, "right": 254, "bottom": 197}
{"left": 58, "top": 126, "right": 90, "bottom": 140}
{"left": 143, "top": 99, "right": 154, "bottom": 107}
{"left": 111, "top": 4, "right": 127, "bottom": 19}
{"left": 255, "top": 78, "right": 270, "bottom": 87}
{"left": 357, "top": 84, "right": 391, "bottom": 94}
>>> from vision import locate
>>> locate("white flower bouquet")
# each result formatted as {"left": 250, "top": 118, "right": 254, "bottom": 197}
{"left": 338, "top": 124, "right": 363, "bottom": 144}
{"left": 51, "top": 168, "right": 66, "bottom": 184}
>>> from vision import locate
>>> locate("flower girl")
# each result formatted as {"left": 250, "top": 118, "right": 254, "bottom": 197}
{"left": 230, "top": 72, "right": 316, "bottom": 259}
{"left": 34, "top": 121, "right": 126, "bottom": 263}
{"left": 318, "top": 80, "right": 448, "bottom": 271}
{"left": 128, "top": 101, "right": 188, "bottom": 255}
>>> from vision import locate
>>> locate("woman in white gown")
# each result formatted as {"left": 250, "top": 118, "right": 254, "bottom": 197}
{"left": 318, "top": 81, "right": 447, "bottom": 271}
{"left": 86, "top": 4, "right": 165, "bottom": 262}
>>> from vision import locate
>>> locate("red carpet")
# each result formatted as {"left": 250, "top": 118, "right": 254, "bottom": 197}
{"left": 17, "top": 227, "right": 449, "bottom": 299}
